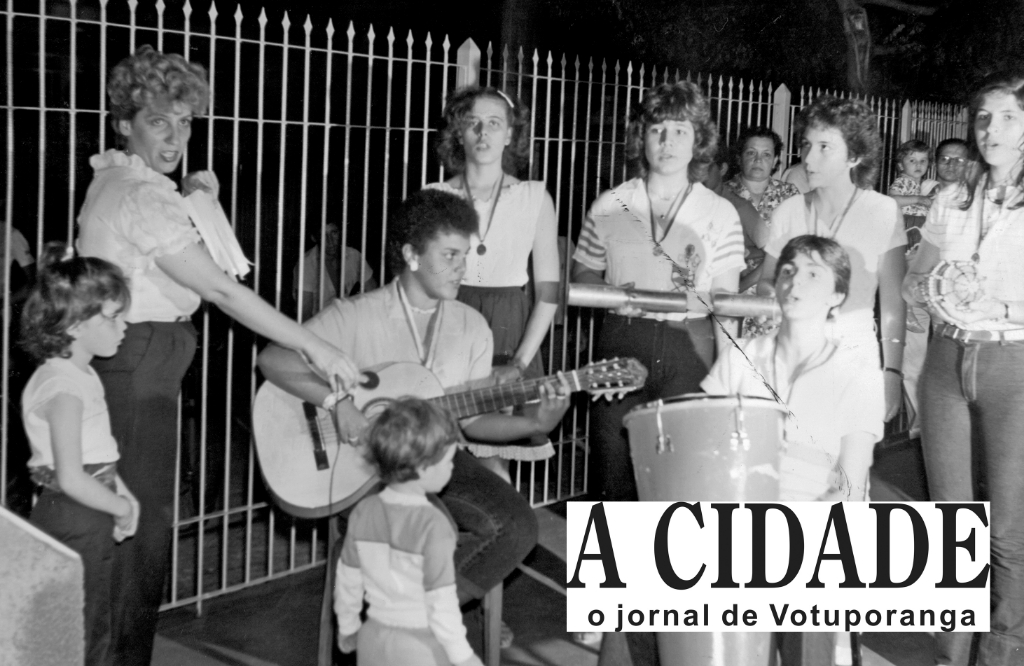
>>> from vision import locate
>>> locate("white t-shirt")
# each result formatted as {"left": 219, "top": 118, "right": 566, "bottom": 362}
{"left": 424, "top": 180, "right": 554, "bottom": 287}
{"left": 766, "top": 189, "right": 906, "bottom": 340}
{"left": 701, "top": 333, "right": 884, "bottom": 500}
{"left": 573, "top": 178, "right": 746, "bottom": 320}
{"left": 23, "top": 358, "right": 120, "bottom": 468}
{"left": 293, "top": 245, "right": 374, "bottom": 315}
{"left": 921, "top": 183, "right": 1024, "bottom": 331}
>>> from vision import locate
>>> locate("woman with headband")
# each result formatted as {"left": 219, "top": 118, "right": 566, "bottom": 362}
{"left": 426, "top": 86, "right": 561, "bottom": 481}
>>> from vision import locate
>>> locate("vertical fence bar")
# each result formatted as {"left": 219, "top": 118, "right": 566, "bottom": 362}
{"left": 419, "top": 32, "right": 433, "bottom": 189}
{"left": 359, "top": 26, "right": 375, "bottom": 305}
{"left": 244, "top": 7, "right": 269, "bottom": 587}
{"left": 36, "top": 0, "right": 46, "bottom": 256}
{"left": 1, "top": 0, "right": 13, "bottom": 507}
{"left": 66, "top": 0, "right": 78, "bottom": 243}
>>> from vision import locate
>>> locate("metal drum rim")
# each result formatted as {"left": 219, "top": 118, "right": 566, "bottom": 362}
{"left": 623, "top": 393, "right": 788, "bottom": 427}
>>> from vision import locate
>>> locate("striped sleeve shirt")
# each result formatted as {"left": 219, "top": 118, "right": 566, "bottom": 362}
{"left": 334, "top": 488, "right": 473, "bottom": 664}
{"left": 573, "top": 178, "right": 745, "bottom": 297}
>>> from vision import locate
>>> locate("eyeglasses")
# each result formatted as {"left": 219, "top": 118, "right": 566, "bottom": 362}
{"left": 937, "top": 156, "right": 966, "bottom": 166}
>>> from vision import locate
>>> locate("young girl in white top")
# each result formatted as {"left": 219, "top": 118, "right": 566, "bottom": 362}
{"left": 22, "top": 243, "right": 139, "bottom": 666}
{"left": 335, "top": 398, "right": 483, "bottom": 666}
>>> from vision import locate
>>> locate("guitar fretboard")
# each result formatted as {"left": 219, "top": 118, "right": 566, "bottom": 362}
{"left": 431, "top": 370, "right": 585, "bottom": 418}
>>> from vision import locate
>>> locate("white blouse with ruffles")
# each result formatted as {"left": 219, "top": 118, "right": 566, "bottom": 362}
{"left": 76, "top": 150, "right": 202, "bottom": 323}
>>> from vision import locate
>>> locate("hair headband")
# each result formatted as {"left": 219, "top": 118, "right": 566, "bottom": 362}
{"left": 495, "top": 90, "right": 515, "bottom": 110}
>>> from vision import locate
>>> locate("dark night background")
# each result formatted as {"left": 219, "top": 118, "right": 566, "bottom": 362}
{"left": 254, "top": 0, "right": 1024, "bottom": 103}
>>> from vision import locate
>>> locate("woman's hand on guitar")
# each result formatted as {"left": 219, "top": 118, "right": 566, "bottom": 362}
{"left": 333, "top": 398, "right": 369, "bottom": 444}
{"left": 303, "top": 336, "right": 361, "bottom": 394}
{"left": 532, "top": 372, "right": 572, "bottom": 433}
{"left": 491, "top": 364, "right": 523, "bottom": 385}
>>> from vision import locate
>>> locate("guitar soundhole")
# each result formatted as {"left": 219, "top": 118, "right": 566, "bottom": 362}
{"left": 360, "top": 371, "right": 380, "bottom": 390}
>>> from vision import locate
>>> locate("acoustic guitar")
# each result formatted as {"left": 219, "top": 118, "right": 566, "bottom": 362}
{"left": 252, "top": 359, "right": 647, "bottom": 518}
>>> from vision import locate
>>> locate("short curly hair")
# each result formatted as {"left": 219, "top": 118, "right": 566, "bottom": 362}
{"left": 387, "top": 189, "right": 479, "bottom": 274}
{"left": 435, "top": 87, "right": 531, "bottom": 176}
{"left": 895, "top": 139, "right": 931, "bottom": 165}
{"left": 107, "top": 45, "right": 209, "bottom": 131}
{"left": 625, "top": 82, "right": 718, "bottom": 182}
{"left": 20, "top": 243, "right": 131, "bottom": 362}
{"left": 363, "top": 398, "right": 462, "bottom": 485}
{"left": 794, "top": 95, "right": 881, "bottom": 189}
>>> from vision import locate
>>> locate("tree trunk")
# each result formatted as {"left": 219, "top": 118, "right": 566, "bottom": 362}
{"left": 834, "top": 0, "right": 872, "bottom": 93}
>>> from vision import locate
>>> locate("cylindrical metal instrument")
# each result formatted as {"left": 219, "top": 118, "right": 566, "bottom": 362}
{"left": 567, "top": 284, "right": 781, "bottom": 320}
{"left": 624, "top": 394, "right": 786, "bottom": 666}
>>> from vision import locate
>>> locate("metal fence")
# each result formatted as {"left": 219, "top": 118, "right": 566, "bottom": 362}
{"left": 2, "top": 0, "right": 968, "bottom": 613}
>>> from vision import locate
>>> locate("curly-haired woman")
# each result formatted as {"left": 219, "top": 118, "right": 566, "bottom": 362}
{"left": 571, "top": 81, "right": 745, "bottom": 502}
{"left": 425, "top": 87, "right": 560, "bottom": 476}
{"left": 757, "top": 95, "right": 906, "bottom": 423}
{"left": 75, "top": 45, "right": 359, "bottom": 666}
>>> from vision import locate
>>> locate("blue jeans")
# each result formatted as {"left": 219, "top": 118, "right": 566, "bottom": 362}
{"left": 920, "top": 335, "right": 1024, "bottom": 665}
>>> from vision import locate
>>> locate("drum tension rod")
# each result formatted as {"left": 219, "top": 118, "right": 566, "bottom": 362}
{"left": 654, "top": 400, "right": 673, "bottom": 454}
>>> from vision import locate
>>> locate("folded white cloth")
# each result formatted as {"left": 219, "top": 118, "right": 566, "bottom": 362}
{"left": 181, "top": 190, "right": 252, "bottom": 280}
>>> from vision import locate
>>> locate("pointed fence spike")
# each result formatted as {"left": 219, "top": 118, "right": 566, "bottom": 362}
{"left": 326, "top": 19, "right": 335, "bottom": 38}
{"left": 234, "top": 4, "right": 243, "bottom": 22}
{"left": 347, "top": 21, "right": 355, "bottom": 39}
{"left": 258, "top": 7, "right": 267, "bottom": 26}
{"left": 304, "top": 15, "right": 313, "bottom": 34}
{"left": 208, "top": 0, "right": 217, "bottom": 21}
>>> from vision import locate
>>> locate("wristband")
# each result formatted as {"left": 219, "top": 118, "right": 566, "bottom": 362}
{"left": 321, "top": 392, "right": 350, "bottom": 411}
{"left": 884, "top": 367, "right": 904, "bottom": 378}
{"left": 882, "top": 337, "right": 905, "bottom": 346}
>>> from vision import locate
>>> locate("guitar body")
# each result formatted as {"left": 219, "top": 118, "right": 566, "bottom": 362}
{"left": 252, "top": 363, "right": 447, "bottom": 519}
{"left": 253, "top": 357, "right": 646, "bottom": 519}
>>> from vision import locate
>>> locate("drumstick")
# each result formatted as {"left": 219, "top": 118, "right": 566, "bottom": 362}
{"left": 567, "top": 284, "right": 781, "bottom": 320}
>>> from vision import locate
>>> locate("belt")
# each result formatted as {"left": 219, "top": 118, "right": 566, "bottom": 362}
{"left": 932, "top": 322, "right": 1024, "bottom": 343}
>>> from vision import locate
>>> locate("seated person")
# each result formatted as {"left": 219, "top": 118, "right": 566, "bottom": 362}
{"left": 702, "top": 235, "right": 884, "bottom": 501}
{"left": 258, "top": 189, "right": 570, "bottom": 642}
{"left": 701, "top": 234, "right": 884, "bottom": 666}
{"left": 294, "top": 222, "right": 376, "bottom": 320}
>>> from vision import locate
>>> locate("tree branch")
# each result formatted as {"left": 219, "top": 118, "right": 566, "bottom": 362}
{"left": 859, "top": 0, "right": 938, "bottom": 15}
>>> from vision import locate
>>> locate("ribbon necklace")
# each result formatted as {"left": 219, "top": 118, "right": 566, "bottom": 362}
{"left": 808, "top": 186, "right": 860, "bottom": 240}
{"left": 461, "top": 172, "right": 505, "bottom": 256}
{"left": 645, "top": 178, "right": 693, "bottom": 257}
{"left": 973, "top": 174, "right": 1008, "bottom": 263}
{"left": 396, "top": 280, "right": 443, "bottom": 368}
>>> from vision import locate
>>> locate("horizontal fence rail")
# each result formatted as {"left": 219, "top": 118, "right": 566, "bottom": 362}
{"left": 2, "top": 0, "right": 966, "bottom": 613}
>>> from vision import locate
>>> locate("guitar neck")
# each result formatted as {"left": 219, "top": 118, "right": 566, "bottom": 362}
{"left": 432, "top": 371, "right": 584, "bottom": 419}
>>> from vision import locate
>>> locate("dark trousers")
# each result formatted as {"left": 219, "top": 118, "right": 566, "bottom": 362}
{"left": 588, "top": 315, "right": 715, "bottom": 501}
{"left": 920, "top": 336, "right": 1024, "bottom": 665}
{"left": 31, "top": 489, "right": 115, "bottom": 666}
{"left": 93, "top": 321, "right": 198, "bottom": 666}
{"left": 441, "top": 449, "right": 539, "bottom": 601}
